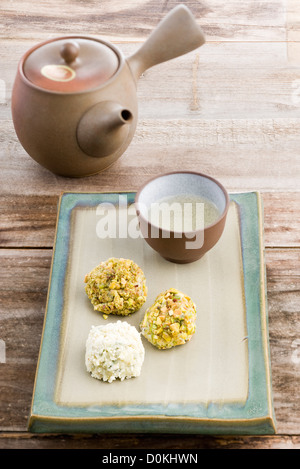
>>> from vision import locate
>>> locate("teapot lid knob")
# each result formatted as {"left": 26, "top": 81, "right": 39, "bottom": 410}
{"left": 60, "top": 41, "right": 80, "bottom": 64}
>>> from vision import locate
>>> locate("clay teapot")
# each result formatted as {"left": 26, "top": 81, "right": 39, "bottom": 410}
{"left": 11, "top": 5, "right": 205, "bottom": 177}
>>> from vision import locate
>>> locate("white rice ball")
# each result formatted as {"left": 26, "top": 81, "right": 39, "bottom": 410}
{"left": 85, "top": 321, "right": 145, "bottom": 383}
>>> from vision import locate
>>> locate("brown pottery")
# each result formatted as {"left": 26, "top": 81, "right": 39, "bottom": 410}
{"left": 135, "top": 171, "right": 230, "bottom": 263}
{"left": 11, "top": 5, "right": 205, "bottom": 177}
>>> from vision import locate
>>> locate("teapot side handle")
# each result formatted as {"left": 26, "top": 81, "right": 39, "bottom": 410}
{"left": 127, "top": 4, "right": 205, "bottom": 81}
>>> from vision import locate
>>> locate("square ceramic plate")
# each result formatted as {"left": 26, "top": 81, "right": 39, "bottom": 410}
{"left": 28, "top": 191, "right": 276, "bottom": 434}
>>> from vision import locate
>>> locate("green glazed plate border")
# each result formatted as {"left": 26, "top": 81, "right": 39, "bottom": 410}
{"left": 28, "top": 191, "right": 276, "bottom": 434}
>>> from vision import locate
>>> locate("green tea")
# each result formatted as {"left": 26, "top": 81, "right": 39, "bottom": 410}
{"left": 148, "top": 194, "right": 220, "bottom": 232}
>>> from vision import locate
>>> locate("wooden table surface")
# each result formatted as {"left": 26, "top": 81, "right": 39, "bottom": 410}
{"left": 0, "top": 0, "right": 299, "bottom": 450}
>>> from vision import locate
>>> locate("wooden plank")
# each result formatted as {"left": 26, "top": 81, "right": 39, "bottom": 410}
{"left": 0, "top": 250, "right": 50, "bottom": 430}
{"left": 0, "top": 433, "right": 299, "bottom": 449}
{"left": 0, "top": 192, "right": 300, "bottom": 248}
{"left": 287, "top": 0, "right": 300, "bottom": 65}
{"left": 265, "top": 249, "right": 300, "bottom": 434}
{"left": 263, "top": 192, "right": 300, "bottom": 248}
{"left": 1, "top": 117, "right": 300, "bottom": 193}
{"left": 0, "top": 0, "right": 300, "bottom": 448}
{"left": 2, "top": 41, "right": 300, "bottom": 119}
{"left": 0, "top": 0, "right": 287, "bottom": 42}
{"left": 0, "top": 195, "right": 58, "bottom": 248}
{"left": 1, "top": 41, "right": 299, "bottom": 193}
{"left": 0, "top": 248, "right": 299, "bottom": 433}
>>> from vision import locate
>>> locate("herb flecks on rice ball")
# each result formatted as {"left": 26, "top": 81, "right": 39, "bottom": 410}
{"left": 84, "top": 258, "right": 147, "bottom": 316}
{"left": 85, "top": 321, "right": 145, "bottom": 383}
{"left": 140, "top": 288, "right": 196, "bottom": 349}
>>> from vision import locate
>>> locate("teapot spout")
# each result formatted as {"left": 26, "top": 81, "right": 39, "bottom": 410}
{"left": 77, "top": 101, "right": 133, "bottom": 158}
{"left": 107, "top": 106, "right": 133, "bottom": 130}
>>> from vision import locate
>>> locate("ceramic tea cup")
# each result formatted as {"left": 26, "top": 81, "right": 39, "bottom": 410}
{"left": 135, "top": 171, "right": 230, "bottom": 263}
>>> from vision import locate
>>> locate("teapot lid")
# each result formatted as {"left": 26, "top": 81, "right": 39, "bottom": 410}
{"left": 22, "top": 37, "right": 120, "bottom": 92}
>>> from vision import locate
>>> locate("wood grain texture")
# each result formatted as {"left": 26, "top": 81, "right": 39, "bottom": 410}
{"left": 0, "top": 0, "right": 288, "bottom": 42}
{"left": 2, "top": 41, "right": 300, "bottom": 120}
{"left": 265, "top": 249, "right": 300, "bottom": 434}
{"left": 0, "top": 195, "right": 58, "bottom": 248}
{"left": 1, "top": 192, "right": 300, "bottom": 248}
{"left": 0, "top": 433, "right": 299, "bottom": 449}
{"left": 0, "top": 250, "right": 50, "bottom": 431}
{"left": 1, "top": 41, "right": 300, "bottom": 195}
{"left": 287, "top": 0, "right": 300, "bottom": 64}
{"left": 1, "top": 118, "right": 300, "bottom": 192}
{"left": 0, "top": 0, "right": 299, "bottom": 449}
{"left": 0, "top": 249, "right": 299, "bottom": 434}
